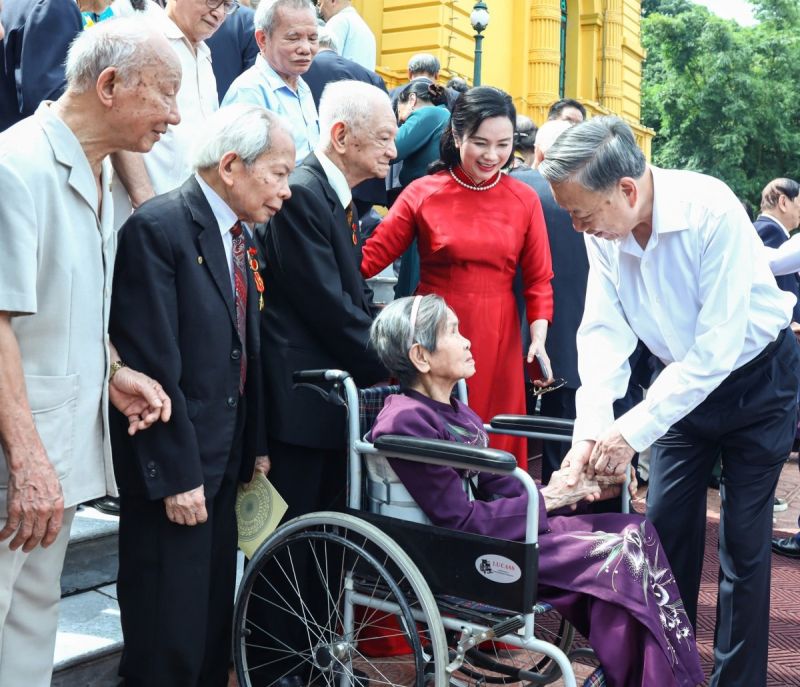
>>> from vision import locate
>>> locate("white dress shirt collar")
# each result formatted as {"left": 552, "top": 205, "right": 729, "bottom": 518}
{"left": 194, "top": 173, "right": 239, "bottom": 290}
{"left": 314, "top": 150, "right": 352, "bottom": 209}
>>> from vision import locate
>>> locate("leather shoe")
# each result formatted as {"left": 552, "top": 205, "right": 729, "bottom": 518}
{"left": 275, "top": 677, "right": 303, "bottom": 687}
{"left": 771, "top": 535, "right": 800, "bottom": 559}
{"left": 86, "top": 496, "right": 120, "bottom": 516}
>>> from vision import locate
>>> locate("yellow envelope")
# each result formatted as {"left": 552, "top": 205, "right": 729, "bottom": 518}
{"left": 236, "top": 474, "right": 288, "bottom": 559}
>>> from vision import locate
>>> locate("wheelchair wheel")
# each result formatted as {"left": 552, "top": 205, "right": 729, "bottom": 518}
{"left": 450, "top": 608, "right": 575, "bottom": 685}
{"left": 233, "top": 512, "right": 449, "bottom": 687}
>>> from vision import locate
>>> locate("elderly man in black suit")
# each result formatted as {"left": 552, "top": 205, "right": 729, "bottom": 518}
{"left": 304, "top": 28, "right": 388, "bottom": 214}
{"left": 109, "top": 104, "right": 295, "bottom": 687}
{"left": 252, "top": 79, "right": 396, "bottom": 686}
{"left": 754, "top": 178, "right": 800, "bottom": 323}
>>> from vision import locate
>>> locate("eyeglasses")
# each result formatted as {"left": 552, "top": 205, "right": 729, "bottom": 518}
{"left": 527, "top": 378, "right": 567, "bottom": 398}
{"left": 206, "top": 0, "right": 239, "bottom": 14}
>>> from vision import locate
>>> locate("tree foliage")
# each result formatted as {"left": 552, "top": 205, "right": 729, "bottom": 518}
{"left": 641, "top": 0, "right": 800, "bottom": 204}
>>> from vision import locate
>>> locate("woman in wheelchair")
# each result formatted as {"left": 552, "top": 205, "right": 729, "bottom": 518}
{"left": 367, "top": 295, "right": 704, "bottom": 687}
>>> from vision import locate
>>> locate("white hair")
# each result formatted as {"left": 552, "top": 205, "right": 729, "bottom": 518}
{"left": 317, "top": 28, "right": 339, "bottom": 53}
{"left": 65, "top": 17, "right": 163, "bottom": 94}
{"left": 191, "top": 104, "right": 291, "bottom": 170}
{"left": 254, "top": 0, "right": 315, "bottom": 35}
{"left": 318, "top": 81, "right": 392, "bottom": 145}
{"left": 534, "top": 119, "right": 574, "bottom": 155}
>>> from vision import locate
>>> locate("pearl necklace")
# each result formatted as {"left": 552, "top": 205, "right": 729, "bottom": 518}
{"left": 448, "top": 166, "right": 503, "bottom": 191}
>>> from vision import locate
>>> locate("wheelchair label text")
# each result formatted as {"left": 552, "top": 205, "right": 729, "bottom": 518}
{"left": 475, "top": 555, "right": 522, "bottom": 583}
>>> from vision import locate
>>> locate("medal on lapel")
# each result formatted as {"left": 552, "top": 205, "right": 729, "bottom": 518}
{"left": 247, "top": 247, "right": 265, "bottom": 311}
{"left": 346, "top": 204, "right": 358, "bottom": 245}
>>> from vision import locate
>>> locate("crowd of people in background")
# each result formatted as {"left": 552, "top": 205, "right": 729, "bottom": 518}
{"left": 0, "top": 1, "right": 798, "bottom": 687}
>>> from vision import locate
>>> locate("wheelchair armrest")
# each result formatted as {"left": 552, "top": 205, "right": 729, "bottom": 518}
{"left": 372, "top": 435, "right": 517, "bottom": 474}
{"left": 292, "top": 369, "right": 351, "bottom": 384}
{"left": 490, "top": 414, "right": 574, "bottom": 437}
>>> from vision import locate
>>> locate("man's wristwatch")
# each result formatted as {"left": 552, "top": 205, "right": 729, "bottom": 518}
{"left": 109, "top": 360, "right": 127, "bottom": 382}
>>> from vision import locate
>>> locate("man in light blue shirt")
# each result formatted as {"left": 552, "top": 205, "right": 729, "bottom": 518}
{"left": 222, "top": 0, "right": 320, "bottom": 165}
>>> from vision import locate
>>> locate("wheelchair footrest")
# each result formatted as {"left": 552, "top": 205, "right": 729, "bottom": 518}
{"left": 488, "top": 614, "right": 525, "bottom": 639}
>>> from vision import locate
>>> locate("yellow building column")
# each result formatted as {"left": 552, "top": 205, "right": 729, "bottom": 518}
{"left": 526, "top": 0, "right": 563, "bottom": 124}
{"left": 599, "top": 0, "right": 623, "bottom": 113}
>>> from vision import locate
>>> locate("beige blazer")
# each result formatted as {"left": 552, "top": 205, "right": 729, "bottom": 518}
{"left": 0, "top": 102, "right": 117, "bottom": 512}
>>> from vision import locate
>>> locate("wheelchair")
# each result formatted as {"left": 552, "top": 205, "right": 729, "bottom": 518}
{"left": 232, "top": 370, "right": 623, "bottom": 687}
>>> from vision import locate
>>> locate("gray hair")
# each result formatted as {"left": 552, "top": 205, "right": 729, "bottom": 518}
{"left": 317, "top": 28, "right": 339, "bottom": 53}
{"left": 318, "top": 80, "right": 391, "bottom": 144}
{"left": 65, "top": 17, "right": 162, "bottom": 93}
{"left": 407, "top": 53, "right": 440, "bottom": 77}
{"left": 370, "top": 295, "right": 449, "bottom": 386}
{"left": 538, "top": 115, "right": 646, "bottom": 192}
{"left": 534, "top": 119, "right": 573, "bottom": 155}
{"left": 254, "top": 0, "right": 315, "bottom": 36}
{"left": 190, "top": 104, "right": 289, "bottom": 170}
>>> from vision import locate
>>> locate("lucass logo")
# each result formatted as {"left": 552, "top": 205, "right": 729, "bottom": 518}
{"left": 475, "top": 554, "right": 521, "bottom": 583}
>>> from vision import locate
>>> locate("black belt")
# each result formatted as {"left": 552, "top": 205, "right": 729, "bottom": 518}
{"left": 731, "top": 328, "right": 787, "bottom": 379}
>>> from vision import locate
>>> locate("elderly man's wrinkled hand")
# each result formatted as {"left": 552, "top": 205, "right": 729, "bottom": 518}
{"left": 164, "top": 485, "right": 207, "bottom": 526}
{"left": 109, "top": 366, "right": 172, "bottom": 436}
{"left": 541, "top": 468, "right": 601, "bottom": 512}
{"left": 588, "top": 427, "right": 634, "bottom": 478}
{"left": 246, "top": 455, "right": 271, "bottom": 484}
{"left": 0, "top": 448, "right": 64, "bottom": 552}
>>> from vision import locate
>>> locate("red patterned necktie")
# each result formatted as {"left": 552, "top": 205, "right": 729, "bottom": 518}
{"left": 230, "top": 221, "right": 248, "bottom": 395}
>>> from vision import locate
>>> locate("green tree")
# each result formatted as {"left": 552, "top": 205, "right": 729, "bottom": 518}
{"left": 641, "top": 1, "right": 800, "bottom": 204}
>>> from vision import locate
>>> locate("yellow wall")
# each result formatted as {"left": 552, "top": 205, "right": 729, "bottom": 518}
{"left": 350, "top": 0, "right": 652, "bottom": 156}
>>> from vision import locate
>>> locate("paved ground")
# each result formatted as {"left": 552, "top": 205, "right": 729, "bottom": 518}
{"left": 230, "top": 455, "right": 800, "bottom": 686}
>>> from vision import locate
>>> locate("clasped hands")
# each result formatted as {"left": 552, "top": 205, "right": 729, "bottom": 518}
{"left": 541, "top": 427, "right": 637, "bottom": 512}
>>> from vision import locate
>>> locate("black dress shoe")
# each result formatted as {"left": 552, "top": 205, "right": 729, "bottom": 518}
{"left": 772, "top": 535, "right": 800, "bottom": 559}
{"left": 86, "top": 496, "right": 120, "bottom": 516}
{"left": 275, "top": 676, "right": 303, "bottom": 687}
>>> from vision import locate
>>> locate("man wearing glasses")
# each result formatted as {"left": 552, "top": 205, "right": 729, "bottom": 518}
{"left": 541, "top": 117, "right": 800, "bottom": 687}
{"left": 112, "top": 0, "right": 238, "bottom": 220}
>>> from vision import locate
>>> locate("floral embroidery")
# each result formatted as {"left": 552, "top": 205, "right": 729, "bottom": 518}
{"left": 568, "top": 521, "right": 694, "bottom": 665}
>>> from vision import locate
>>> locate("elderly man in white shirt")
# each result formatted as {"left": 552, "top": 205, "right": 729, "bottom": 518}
{"left": 316, "top": 0, "right": 375, "bottom": 70}
{"left": 112, "top": 0, "right": 235, "bottom": 223}
{"left": 539, "top": 116, "right": 800, "bottom": 687}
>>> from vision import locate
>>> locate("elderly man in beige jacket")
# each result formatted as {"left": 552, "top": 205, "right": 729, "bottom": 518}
{"left": 0, "top": 18, "right": 176, "bottom": 687}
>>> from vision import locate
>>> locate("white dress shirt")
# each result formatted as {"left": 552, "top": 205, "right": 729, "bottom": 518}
{"left": 766, "top": 233, "right": 800, "bottom": 276}
{"left": 324, "top": 6, "right": 376, "bottom": 71}
{"left": 315, "top": 149, "right": 352, "bottom": 209}
{"left": 574, "top": 166, "right": 795, "bottom": 451}
{"left": 194, "top": 174, "right": 238, "bottom": 294}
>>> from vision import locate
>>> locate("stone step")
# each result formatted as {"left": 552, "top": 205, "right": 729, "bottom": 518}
{"left": 62, "top": 506, "right": 119, "bottom": 597}
{"left": 52, "top": 584, "right": 122, "bottom": 687}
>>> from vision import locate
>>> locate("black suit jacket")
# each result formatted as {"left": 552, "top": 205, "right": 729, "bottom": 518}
{"left": 304, "top": 49, "right": 387, "bottom": 107}
{"left": 510, "top": 166, "right": 588, "bottom": 388}
{"left": 258, "top": 153, "right": 386, "bottom": 450}
{"left": 304, "top": 49, "right": 388, "bottom": 206}
{"left": 205, "top": 5, "right": 258, "bottom": 103}
{"left": 0, "top": 0, "right": 82, "bottom": 131}
{"left": 754, "top": 215, "right": 800, "bottom": 322}
{"left": 109, "top": 177, "right": 266, "bottom": 500}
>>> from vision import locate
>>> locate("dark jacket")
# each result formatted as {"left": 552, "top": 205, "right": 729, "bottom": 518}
{"left": 205, "top": 5, "right": 258, "bottom": 103}
{"left": 754, "top": 214, "right": 800, "bottom": 322}
{"left": 258, "top": 153, "right": 386, "bottom": 449}
{"left": 0, "top": 0, "right": 82, "bottom": 131}
{"left": 109, "top": 177, "right": 266, "bottom": 500}
{"left": 509, "top": 166, "right": 588, "bottom": 388}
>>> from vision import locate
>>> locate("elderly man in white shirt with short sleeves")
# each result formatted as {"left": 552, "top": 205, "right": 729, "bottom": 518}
{"left": 539, "top": 115, "right": 800, "bottom": 687}
{"left": 113, "top": 0, "right": 234, "bottom": 221}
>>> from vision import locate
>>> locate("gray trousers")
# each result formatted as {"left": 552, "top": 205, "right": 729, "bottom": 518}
{"left": 0, "top": 506, "right": 77, "bottom": 687}
{"left": 647, "top": 329, "right": 800, "bottom": 687}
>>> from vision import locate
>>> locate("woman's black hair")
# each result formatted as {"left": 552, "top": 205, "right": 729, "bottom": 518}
{"left": 397, "top": 80, "right": 447, "bottom": 107}
{"left": 429, "top": 86, "right": 516, "bottom": 174}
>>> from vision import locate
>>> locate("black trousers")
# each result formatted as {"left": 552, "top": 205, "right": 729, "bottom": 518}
{"left": 117, "top": 418, "right": 245, "bottom": 687}
{"left": 245, "top": 439, "right": 346, "bottom": 684}
{"left": 646, "top": 329, "right": 800, "bottom": 687}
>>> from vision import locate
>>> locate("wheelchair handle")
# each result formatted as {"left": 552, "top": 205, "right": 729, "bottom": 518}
{"left": 292, "top": 369, "right": 352, "bottom": 384}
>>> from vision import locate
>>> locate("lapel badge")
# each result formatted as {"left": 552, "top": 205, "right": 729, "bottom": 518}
{"left": 197, "top": 256, "right": 204, "bottom": 265}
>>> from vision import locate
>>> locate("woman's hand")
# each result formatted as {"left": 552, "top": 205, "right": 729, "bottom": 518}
{"left": 526, "top": 319, "right": 553, "bottom": 384}
{"left": 540, "top": 468, "right": 601, "bottom": 512}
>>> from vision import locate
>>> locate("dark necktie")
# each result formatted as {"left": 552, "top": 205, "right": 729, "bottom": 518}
{"left": 230, "top": 221, "right": 248, "bottom": 395}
